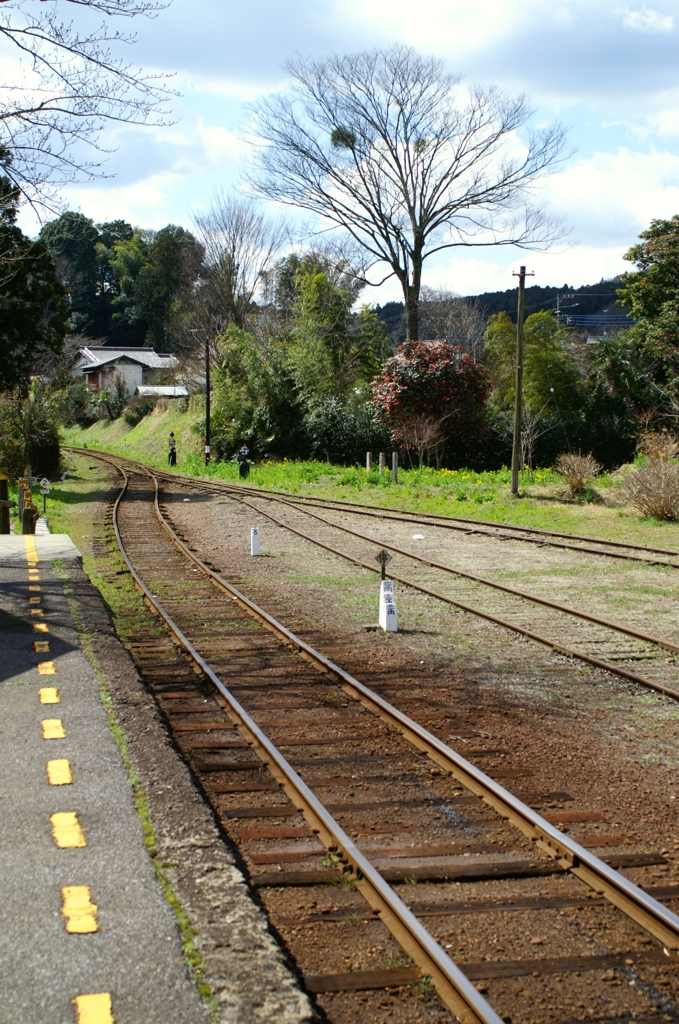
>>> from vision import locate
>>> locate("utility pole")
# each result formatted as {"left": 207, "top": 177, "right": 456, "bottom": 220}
{"left": 510, "top": 266, "right": 534, "bottom": 496}
{"left": 205, "top": 337, "right": 211, "bottom": 466}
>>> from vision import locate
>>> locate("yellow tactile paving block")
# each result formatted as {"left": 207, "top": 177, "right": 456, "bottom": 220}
{"left": 50, "top": 811, "right": 86, "bottom": 847}
{"left": 47, "top": 759, "right": 72, "bottom": 785}
{"left": 34, "top": 640, "right": 50, "bottom": 653}
{"left": 41, "top": 718, "right": 65, "bottom": 739}
{"left": 33, "top": 622, "right": 49, "bottom": 633}
{"left": 61, "top": 886, "right": 98, "bottom": 933}
{"left": 73, "top": 993, "right": 113, "bottom": 1024}
{"left": 39, "top": 687, "right": 59, "bottom": 704}
{"left": 37, "top": 661, "right": 56, "bottom": 675}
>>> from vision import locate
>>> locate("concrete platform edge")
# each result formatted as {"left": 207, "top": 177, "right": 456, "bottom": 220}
{"left": 59, "top": 559, "right": 317, "bottom": 1024}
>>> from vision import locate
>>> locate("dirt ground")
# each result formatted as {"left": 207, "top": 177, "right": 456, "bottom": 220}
{"left": 54, "top": 458, "right": 679, "bottom": 1024}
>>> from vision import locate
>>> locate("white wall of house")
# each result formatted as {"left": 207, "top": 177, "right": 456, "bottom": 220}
{"left": 100, "top": 360, "right": 144, "bottom": 397}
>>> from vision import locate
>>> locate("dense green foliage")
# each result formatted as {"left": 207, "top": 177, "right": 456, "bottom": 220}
{"left": 484, "top": 311, "right": 583, "bottom": 414}
{"left": 0, "top": 174, "right": 68, "bottom": 392}
{"left": 208, "top": 258, "right": 391, "bottom": 462}
{"left": 40, "top": 212, "right": 203, "bottom": 349}
{"left": 0, "top": 377, "right": 72, "bottom": 477}
{"left": 607, "top": 216, "right": 679, "bottom": 419}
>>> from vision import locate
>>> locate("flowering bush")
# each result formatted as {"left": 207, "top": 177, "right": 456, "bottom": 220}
{"left": 372, "top": 340, "right": 492, "bottom": 465}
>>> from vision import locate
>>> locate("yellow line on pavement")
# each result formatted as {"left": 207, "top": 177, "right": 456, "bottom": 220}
{"left": 39, "top": 687, "right": 59, "bottom": 703}
{"left": 24, "top": 535, "right": 38, "bottom": 564}
{"left": 50, "top": 811, "right": 86, "bottom": 847}
{"left": 37, "top": 661, "right": 56, "bottom": 675}
{"left": 30, "top": 609, "right": 44, "bottom": 617}
{"left": 61, "top": 886, "right": 98, "bottom": 933}
{"left": 47, "top": 759, "right": 72, "bottom": 785}
{"left": 32, "top": 622, "right": 48, "bottom": 633}
{"left": 41, "top": 718, "right": 65, "bottom": 739}
{"left": 73, "top": 993, "right": 113, "bottom": 1023}
{"left": 34, "top": 640, "right": 50, "bottom": 652}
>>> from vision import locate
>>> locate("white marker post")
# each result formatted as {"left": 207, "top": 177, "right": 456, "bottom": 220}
{"left": 379, "top": 579, "right": 398, "bottom": 632}
{"left": 251, "top": 526, "right": 260, "bottom": 556}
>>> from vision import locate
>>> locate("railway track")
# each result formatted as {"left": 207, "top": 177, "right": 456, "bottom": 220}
{"left": 76, "top": 450, "right": 679, "bottom": 1023}
{"left": 70, "top": 449, "right": 679, "bottom": 702}
{"left": 69, "top": 449, "right": 679, "bottom": 568}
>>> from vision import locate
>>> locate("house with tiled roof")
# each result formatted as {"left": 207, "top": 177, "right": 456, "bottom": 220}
{"left": 71, "top": 347, "right": 179, "bottom": 397}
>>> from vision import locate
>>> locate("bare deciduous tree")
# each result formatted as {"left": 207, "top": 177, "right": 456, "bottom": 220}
{"left": 418, "top": 286, "right": 486, "bottom": 360}
{"left": 398, "top": 411, "right": 450, "bottom": 470}
{"left": 0, "top": 0, "right": 174, "bottom": 206}
{"left": 191, "top": 194, "right": 286, "bottom": 343}
{"left": 249, "top": 45, "right": 567, "bottom": 341}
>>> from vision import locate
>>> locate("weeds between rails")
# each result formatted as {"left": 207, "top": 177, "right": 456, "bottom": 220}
{"left": 75, "top": 449, "right": 679, "bottom": 1024}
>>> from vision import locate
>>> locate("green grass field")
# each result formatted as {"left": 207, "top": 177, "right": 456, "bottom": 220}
{"left": 55, "top": 401, "right": 679, "bottom": 549}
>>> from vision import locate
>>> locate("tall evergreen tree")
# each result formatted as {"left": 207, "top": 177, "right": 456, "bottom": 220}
{"left": 0, "top": 169, "right": 67, "bottom": 391}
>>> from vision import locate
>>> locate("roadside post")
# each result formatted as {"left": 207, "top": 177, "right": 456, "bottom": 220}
{"left": 375, "top": 550, "right": 397, "bottom": 630}
{"left": 251, "top": 527, "right": 260, "bottom": 556}
{"left": 366, "top": 452, "right": 372, "bottom": 473}
{"left": 40, "top": 477, "right": 50, "bottom": 516}
{"left": 0, "top": 467, "right": 9, "bottom": 534}
{"left": 22, "top": 490, "right": 38, "bottom": 534}
{"left": 379, "top": 452, "right": 385, "bottom": 475}
{"left": 378, "top": 579, "right": 398, "bottom": 632}
{"left": 392, "top": 451, "right": 398, "bottom": 483}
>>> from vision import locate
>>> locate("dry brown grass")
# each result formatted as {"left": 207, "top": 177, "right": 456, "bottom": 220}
{"left": 554, "top": 453, "right": 601, "bottom": 497}
{"left": 623, "top": 462, "right": 679, "bottom": 520}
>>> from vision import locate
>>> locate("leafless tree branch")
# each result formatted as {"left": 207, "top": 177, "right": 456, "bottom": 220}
{"left": 247, "top": 45, "right": 568, "bottom": 340}
{"left": 0, "top": 0, "right": 175, "bottom": 208}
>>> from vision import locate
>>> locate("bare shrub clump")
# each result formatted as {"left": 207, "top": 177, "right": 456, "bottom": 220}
{"left": 554, "top": 453, "right": 601, "bottom": 497}
{"left": 624, "top": 462, "right": 679, "bottom": 520}
{"left": 622, "top": 430, "right": 679, "bottom": 520}
{"left": 638, "top": 429, "right": 679, "bottom": 464}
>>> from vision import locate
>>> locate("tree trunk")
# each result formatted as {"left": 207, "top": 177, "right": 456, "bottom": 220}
{"left": 405, "top": 290, "right": 419, "bottom": 341}
{"left": 401, "top": 247, "right": 423, "bottom": 341}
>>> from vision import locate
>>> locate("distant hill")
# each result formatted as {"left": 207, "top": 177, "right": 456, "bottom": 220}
{"left": 374, "top": 276, "right": 631, "bottom": 345}
{"left": 472, "top": 276, "right": 629, "bottom": 321}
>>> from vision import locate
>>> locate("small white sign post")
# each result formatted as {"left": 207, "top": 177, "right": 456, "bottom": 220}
{"left": 251, "top": 526, "right": 260, "bottom": 556}
{"left": 379, "top": 579, "right": 398, "bottom": 632}
{"left": 40, "top": 478, "right": 50, "bottom": 515}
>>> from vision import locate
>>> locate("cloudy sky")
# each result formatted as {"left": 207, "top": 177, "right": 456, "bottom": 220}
{"left": 17, "top": 0, "right": 679, "bottom": 299}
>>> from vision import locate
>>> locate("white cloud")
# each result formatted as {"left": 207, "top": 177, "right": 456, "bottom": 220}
{"left": 621, "top": 6, "right": 674, "bottom": 32}
{"left": 542, "top": 147, "right": 679, "bottom": 247}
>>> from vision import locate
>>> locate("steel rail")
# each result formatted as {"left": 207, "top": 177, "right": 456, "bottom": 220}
{"left": 264, "top": 490, "right": 679, "bottom": 559}
{"left": 109, "top": 462, "right": 503, "bottom": 1024}
{"left": 77, "top": 447, "right": 679, "bottom": 694}
{"left": 253, "top": 493, "right": 679, "bottom": 656}
{"left": 86, "top": 449, "right": 679, "bottom": 968}
{"left": 174, "top": 481, "right": 679, "bottom": 569}
{"left": 139, "top": 464, "right": 679, "bottom": 955}
{"left": 247, "top": 491, "right": 679, "bottom": 570}
{"left": 69, "top": 447, "right": 679, "bottom": 566}
{"left": 235, "top": 493, "right": 679, "bottom": 702}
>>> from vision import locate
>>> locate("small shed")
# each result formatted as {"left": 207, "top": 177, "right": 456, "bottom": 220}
{"left": 135, "top": 386, "right": 189, "bottom": 398}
